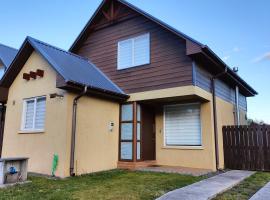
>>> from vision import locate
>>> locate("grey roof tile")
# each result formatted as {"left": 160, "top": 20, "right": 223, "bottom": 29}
{"left": 0, "top": 43, "right": 18, "bottom": 68}
{"left": 27, "top": 37, "right": 125, "bottom": 96}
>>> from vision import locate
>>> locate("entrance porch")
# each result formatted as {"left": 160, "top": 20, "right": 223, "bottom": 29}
{"left": 118, "top": 90, "right": 213, "bottom": 171}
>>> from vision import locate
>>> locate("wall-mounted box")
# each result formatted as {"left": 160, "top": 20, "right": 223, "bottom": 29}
{"left": 0, "top": 157, "right": 28, "bottom": 185}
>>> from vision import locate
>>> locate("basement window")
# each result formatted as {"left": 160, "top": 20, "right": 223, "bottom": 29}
{"left": 117, "top": 33, "right": 150, "bottom": 70}
{"left": 21, "top": 96, "right": 46, "bottom": 132}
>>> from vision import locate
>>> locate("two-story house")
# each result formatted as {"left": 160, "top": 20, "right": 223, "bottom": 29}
{"left": 0, "top": 0, "right": 257, "bottom": 177}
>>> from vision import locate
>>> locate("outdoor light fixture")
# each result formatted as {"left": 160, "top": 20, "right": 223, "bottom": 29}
{"left": 50, "top": 93, "right": 64, "bottom": 99}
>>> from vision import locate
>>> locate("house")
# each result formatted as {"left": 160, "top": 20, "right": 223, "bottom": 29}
{"left": 0, "top": 0, "right": 257, "bottom": 177}
{"left": 0, "top": 44, "right": 18, "bottom": 156}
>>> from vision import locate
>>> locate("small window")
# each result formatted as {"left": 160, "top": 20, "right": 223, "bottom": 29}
{"left": 21, "top": 96, "right": 46, "bottom": 132}
{"left": 117, "top": 33, "right": 150, "bottom": 69}
{"left": 164, "top": 103, "right": 202, "bottom": 146}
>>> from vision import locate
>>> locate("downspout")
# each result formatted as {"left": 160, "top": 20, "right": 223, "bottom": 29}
{"left": 211, "top": 67, "right": 227, "bottom": 171}
{"left": 235, "top": 86, "right": 240, "bottom": 126}
{"left": 70, "top": 85, "right": 88, "bottom": 176}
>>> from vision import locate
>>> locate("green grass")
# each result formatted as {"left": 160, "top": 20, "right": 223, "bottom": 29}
{"left": 214, "top": 172, "right": 270, "bottom": 200}
{"left": 0, "top": 170, "right": 203, "bottom": 200}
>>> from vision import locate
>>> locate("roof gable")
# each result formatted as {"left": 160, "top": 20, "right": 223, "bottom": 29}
{"left": 0, "top": 44, "right": 18, "bottom": 68}
{"left": 69, "top": 0, "right": 257, "bottom": 97}
{"left": 0, "top": 37, "right": 127, "bottom": 99}
{"left": 69, "top": 0, "right": 203, "bottom": 53}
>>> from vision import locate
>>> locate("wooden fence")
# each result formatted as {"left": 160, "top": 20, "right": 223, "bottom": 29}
{"left": 223, "top": 125, "right": 270, "bottom": 171}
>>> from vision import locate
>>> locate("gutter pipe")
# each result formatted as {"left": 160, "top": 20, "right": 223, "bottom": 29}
{"left": 235, "top": 86, "right": 240, "bottom": 126}
{"left": 70, "top": 85, "right": 88, "bottom": 176}
{"left": 211, "top": 67, "right": 227, "bottom": 171}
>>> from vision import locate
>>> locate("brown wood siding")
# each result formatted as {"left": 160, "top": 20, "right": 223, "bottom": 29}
{"left": 74, "top": 11, "right": 193, "bottom": 94}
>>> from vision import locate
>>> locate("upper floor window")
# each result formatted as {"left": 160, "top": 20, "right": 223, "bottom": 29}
{"left": 21, "top": 96, "right": 46, "bottom": 132}
{"left": 117, "top": 33, "right": 150, "bottom": 70}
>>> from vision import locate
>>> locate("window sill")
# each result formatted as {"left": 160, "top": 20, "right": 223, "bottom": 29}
{"left": 18, "top": 130, "right": 45, "bottom": 134}
{"left": 162, "top": 146, "right": 204, "bottom": 150}
{"left": 117, "top": 62, "right": 150, "bottom": 71}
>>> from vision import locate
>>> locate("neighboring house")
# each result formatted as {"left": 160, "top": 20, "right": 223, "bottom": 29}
{"left": 0, "top": 0, "right": 257, "bottom": 177}
{"left": 0, "top": 44, "right": 18, "bottom": 78}
{"left": 0, "top": 44, "right": 18, "bottom": 156}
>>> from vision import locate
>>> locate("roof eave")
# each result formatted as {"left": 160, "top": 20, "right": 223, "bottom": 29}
{"left": 201, "top": 46, "right": 258, "bottom": 96}
{"left": 65, "top": 80, "right": 129, "bottom": 100}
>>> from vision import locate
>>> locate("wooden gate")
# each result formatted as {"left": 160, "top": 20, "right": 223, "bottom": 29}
{"left": 223, "top": 125, "right": 270, "bottom": 171}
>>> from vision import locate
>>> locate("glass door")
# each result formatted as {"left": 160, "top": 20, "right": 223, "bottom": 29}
{"left": 119, "top": 103, "right": 141, "bottom": 161}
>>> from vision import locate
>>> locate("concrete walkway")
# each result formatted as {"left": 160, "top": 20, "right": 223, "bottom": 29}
{"left": 249, "top": 182, "right": 270, "bottom": 200}
{"left": 157, "top": 170, "right": 254, "bottom": 200}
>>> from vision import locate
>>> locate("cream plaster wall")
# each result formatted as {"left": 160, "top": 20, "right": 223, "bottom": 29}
{"left": 65, "top": 94, "right": 120, "bottom": 175}
{"left": 1, "top": 51, "right": 69, "bottom": 177}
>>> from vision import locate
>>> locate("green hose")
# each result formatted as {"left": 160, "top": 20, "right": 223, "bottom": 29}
{"left": 52, "top": 154, "right": 59, "bottom": 177}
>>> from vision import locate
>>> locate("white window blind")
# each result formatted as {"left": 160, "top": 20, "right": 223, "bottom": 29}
{"left": 118, "top": 33, "right": 150, "bottom": 69}
{"left": 22, "top": 96, "right": 46, "bottom": 131}
{"left": 164, "top": 104, "right": 202, "bottom": 146}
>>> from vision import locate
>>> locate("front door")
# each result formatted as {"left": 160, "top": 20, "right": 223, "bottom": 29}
{"left": 141, "top": 105, "right": 156, "bottom": 161}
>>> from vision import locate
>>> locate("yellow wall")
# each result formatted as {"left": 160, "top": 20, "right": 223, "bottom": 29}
{"left": 128, "top": 85, "right": 211, "bottom": 102}
{"left": 2, "top": 51, "right": 70, "bottom": 177}
{"left": 65, "top": 94, "right": 120, "bottom": 175}
{"left": 2, "top": 51, "right": 120, "bottom": 177}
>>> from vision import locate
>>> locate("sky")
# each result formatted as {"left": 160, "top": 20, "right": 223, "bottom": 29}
{"left": 0, "top": 0, "right": 269, "bottom": 123}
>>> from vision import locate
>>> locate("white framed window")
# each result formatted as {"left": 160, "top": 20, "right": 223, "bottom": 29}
{"left": 21, "top": 96, "right": 46, "bottom": 132}
{"left": 117, "top": 33, "right": 150, "bottom": 70}
{"left": 164, "top": 103, "right": 202, "bottom": 146}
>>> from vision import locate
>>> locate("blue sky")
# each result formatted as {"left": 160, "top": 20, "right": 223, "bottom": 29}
{"left": 0, "top": 0, "right": 269, "bottom": 123}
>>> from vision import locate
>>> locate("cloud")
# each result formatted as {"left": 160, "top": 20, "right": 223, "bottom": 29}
{"left": 223, "top": 56, "right": 230, "bottom": 61}
{"left": 232, "top": 47, "right": 240, "bottom": 52}
{"left": 253, "top": 52, "right": 270, "bottom": 63}
{"left": 222, "top": 46, "right": 241, "bottom": 61}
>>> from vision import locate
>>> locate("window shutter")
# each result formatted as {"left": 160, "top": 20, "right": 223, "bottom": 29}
{"left": 118, "top": 39, "right": 133, "bottom": 69}
{"left": 134, "top": 34, "right": 150, "bottom": 66}
{"left": 34, "top": 97, "right": 46, "bottom": 129}
{"left": 24, "top": 100, "right": 35, "bottom": 129}
{"left": 164, "top": 104, "right": 201, "bottom": 146}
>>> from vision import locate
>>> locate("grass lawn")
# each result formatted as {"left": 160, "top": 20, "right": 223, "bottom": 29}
{"left": 214, "top": 172, "right": 270, "bottom": 200}
{"left": 0, "top": 170, "right": 203, "bottom": 200}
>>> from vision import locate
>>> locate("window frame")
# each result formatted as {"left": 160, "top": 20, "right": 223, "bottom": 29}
{"left": 163, "top": 103, "right": 202, "bottom": 147}
{"left": 119, "top": 103, "right": 134, "bottom": 161}
{"left": 21, "top": 96, "right": 46, "bottom": 132}
{"left": 117, "top": 33, "right": 150, "bottom": 70}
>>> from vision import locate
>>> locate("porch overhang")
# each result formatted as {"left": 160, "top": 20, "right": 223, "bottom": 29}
{"left": 128, "top": 86, "right": 211, "bottom": 104}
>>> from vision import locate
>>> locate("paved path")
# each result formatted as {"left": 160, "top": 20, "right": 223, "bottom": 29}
{"left": 249, "top": 182, "right": 270, "bottom": 200}
{"left": 157, "top": 170, "right": 254, "bottom": 200}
